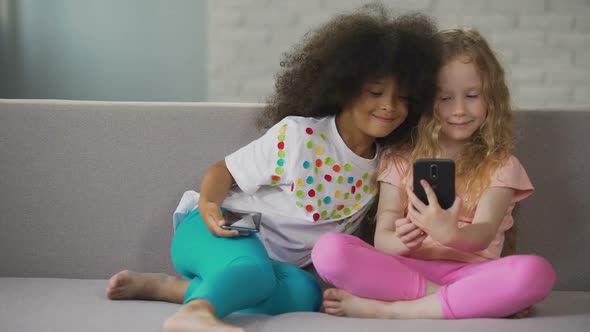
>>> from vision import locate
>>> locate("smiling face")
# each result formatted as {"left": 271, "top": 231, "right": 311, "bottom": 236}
{"left": 436, "top": 55, "right": 487, "bottom": 147}
{"left": 340, "top": 76, "right": 409, "bottom": 141}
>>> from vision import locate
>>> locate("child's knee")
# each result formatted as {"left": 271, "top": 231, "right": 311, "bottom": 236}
{"left": 508, "top": 255, "right": 556, "bottom": 301}
{"left": 311, "top": 232, "right": 361, "bottom": 281}
{"left": 226, "top": 256, "right": 278, "bottom": 296}
{"left": 311, "top": 232, "right": 341, "bottom": 267}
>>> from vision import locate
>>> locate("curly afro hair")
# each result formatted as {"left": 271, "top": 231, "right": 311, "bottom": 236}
{"left": 258, "top": 3, "right": 441, "bottom": 148}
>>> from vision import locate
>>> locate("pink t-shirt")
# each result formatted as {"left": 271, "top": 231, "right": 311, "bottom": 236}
{"left": 378, "top": 155, "right": 534, "bottom": 262}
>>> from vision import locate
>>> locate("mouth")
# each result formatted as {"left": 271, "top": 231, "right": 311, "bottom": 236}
{"left": 447, "top": 120, "right": 473, "bottom": 128}
{"left": 372, "top": 114, "right": 396, "bottom": 123}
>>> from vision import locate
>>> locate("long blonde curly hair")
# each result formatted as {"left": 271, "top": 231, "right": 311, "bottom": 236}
{"left": 382, "top": 27, "right": 514, "bottom": 219}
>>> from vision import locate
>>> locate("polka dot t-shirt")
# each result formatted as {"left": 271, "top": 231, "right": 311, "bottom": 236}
{"left": 222, "top": 115, "right": 380, "bottom": 266}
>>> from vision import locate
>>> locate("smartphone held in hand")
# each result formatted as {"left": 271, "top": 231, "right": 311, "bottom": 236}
{"left": 221, "top": 208, "right": 261, "bottom": 234}
{"left": 413, "top": 159, "right": 455, "bottom": 209}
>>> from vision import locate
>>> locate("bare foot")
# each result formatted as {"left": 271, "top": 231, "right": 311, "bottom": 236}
{"left": 106, "top": 270, "right": 187, "bottom": 303}
{"left": 323, "top": 288, "right": 444, "bottom": 319}
{"left": 164, "top": 299, "right": 246, "bottom": 332}
{"left": 323, "top": 288, "right": 390, "bottom": 318}
{"left": 510, "top": 306, "right": 533, "bottom": 319}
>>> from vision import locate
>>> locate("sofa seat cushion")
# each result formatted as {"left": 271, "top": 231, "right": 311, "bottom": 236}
{"left": 1, "top": 277, "right": 589, "bottom": 332}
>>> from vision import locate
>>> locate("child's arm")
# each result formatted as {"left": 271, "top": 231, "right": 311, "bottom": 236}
{"left": 374, "top": 182, "right": 427, "bottom": 256}
{"left": 446, "top": 187, "right": 514, "bottom": 252}
{"left": 408, "top": 180, "right": 513, "bottom": 252}
{"left": 198, "top": 159, "right": 240, "bottom": 237}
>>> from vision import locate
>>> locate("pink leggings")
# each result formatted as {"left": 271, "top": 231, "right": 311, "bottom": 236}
{"left": 311, "top": 233, "right": 556, "bottom": 319}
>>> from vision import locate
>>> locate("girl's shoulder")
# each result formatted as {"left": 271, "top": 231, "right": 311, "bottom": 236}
{"left": 377, "top": 149, "right": 411, "bottom": 185}
{"left": 269, "top": 116, "right": 338, "bottom": 145}
{"left": 379, "top": 148, "right": 411, "bottom": 169}
{"left": 277, "top": 115, "right": 332, "bottom": 127}
{"left": 269, "top": 116, "right": 334, "bottom": 139}
{"left": 495, "top": 154, "right": 528, "bottom": 175}
{"left": 489, "top": 154, "right": 534, "bottom": 197}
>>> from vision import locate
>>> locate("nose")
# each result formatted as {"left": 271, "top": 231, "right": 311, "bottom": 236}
{"left": 380, "top": 103, "right": 393, "bottom": 112}
{"left": 452, "top": 99, "right": 466, "bottom": 116}
{"left": 380, "top": 97, "right": 395, "bottom": 112}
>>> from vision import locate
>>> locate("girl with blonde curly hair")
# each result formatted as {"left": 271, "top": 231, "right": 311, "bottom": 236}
{"left": 312, "top": 27, "right": 556, "bottom": 320}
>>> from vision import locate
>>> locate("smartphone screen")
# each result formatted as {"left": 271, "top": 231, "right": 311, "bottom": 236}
{"left": 223, "top": 210, "right": 245, "bottom": 224}
{"left": 221, "top": 209, "right": 260, "bottom": 233}
{"left": 413, "top": 159, "right": 455, "bottom": 209}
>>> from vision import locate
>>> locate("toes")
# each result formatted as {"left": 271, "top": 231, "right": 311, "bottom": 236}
{"left": 109, "top": 270, "right": 129, "bottom": 287}
{"left": 511, "top": 306, "right": 533, "bottom": 319}
{"left": 107, "top": 275, "right": 118, "bottom": 288}
{"left": 324, "top": 288, "right": 349, "bottom": 301}
{"left": 325, "top": 307, "right": 344, "bottom": 316}
{"left": 510, "top": 311, "right": 529, "bottom": 319}
{"left": 106, "top": 270, "right": 135, "bottom": 299}
{"left": 106, "top": 288, "right": 120, "bottom": 300}
{"left": 323, "top": 300, "right": 340, "bottom": 309}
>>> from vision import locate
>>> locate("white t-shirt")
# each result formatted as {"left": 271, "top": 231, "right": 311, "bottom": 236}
{"left": 173, "top": 115, "right": 380, "bottom": 267}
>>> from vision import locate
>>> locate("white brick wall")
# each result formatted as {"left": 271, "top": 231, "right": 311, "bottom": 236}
{"left": 208, "top": 0, "right": 590, "bottom": 108}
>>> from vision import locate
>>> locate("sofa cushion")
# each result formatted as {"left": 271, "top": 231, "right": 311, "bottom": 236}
{"left": 1, "top": 277, "right": 589, "bottom": 332}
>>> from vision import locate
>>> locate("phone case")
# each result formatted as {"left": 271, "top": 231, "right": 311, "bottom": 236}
{"left": 413, "top": 159, "right": 455, "bottom": 209}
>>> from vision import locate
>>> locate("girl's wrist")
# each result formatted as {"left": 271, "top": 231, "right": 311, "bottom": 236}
{"left": 198, "top": 197, "right": 214, "bottom": 210}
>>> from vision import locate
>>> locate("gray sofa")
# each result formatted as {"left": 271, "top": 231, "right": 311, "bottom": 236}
{"left": 1, "top": 99, "right": 589, "bottom": 332}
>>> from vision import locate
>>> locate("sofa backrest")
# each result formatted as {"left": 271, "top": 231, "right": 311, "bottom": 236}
{"left": 0, "top": 100, "right": 265, "bottom": 280}
{"left": 512, "top": 110, "right": 590, "bottom": 291}
{"left": 0, "top": 100, "right": 588, "bottom": 291}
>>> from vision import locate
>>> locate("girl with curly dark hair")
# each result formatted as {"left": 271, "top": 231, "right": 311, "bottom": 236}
{"left": 106, "top": 4, "right": 441, "bottom": 331}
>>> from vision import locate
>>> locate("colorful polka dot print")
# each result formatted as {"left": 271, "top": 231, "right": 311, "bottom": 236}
{"left": 271, "top": 123, "right": 288, "bottom": 186}
{"left": 276, "top": 124, "right": 378, "bottom": 222}
{"left": 337, "top": 202, "right": 372, "bottom": 230}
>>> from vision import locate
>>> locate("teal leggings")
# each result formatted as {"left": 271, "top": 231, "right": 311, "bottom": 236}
{"left": 171, "top": 208, "right": 322, "bottom": 318}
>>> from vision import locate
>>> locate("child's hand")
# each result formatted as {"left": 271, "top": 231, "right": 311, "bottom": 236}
{"left": 407, "top": 180, "right": 460, "bottom": 245}
{"left": 199, "top": 201, "right": 239, "bottom": 237}
{"left": 394, "top": 217, "right": 428, "bottom": 251}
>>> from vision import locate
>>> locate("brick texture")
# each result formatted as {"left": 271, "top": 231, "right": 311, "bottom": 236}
{"left": 208, "top": 0, "right": 590, "bottom": 108}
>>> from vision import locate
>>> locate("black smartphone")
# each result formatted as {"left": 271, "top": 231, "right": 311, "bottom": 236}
{"left": 221, "top": 209, "right": 261, "bottom": 234}
{"left": 413, "top": 159, "right": 455, "bottom": 209}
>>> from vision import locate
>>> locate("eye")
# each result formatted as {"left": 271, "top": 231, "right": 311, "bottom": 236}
{"left": 369, "top": 91, "right": 383, "bottom": 96}
{"left": 439, "top": 96, "right": 451, "bottom": 101}
{"left": 398, "top": 95, "right": 410, "bottom": 103}
{"left": 467, "top": 94, "right": 479, "bottom": 99}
